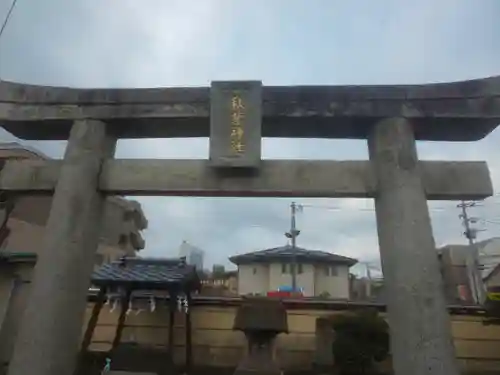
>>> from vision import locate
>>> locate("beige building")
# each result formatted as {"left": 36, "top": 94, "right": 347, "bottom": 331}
{"left": 229, "top": 245, "right": 357, "bottom": 298}
{"left": 0, "top": 142, "right": 148, "bottom": 265}
{"left": 200, "top": 270, "right": 238, "bottom": 296}
{"left": 438, "top": 238, "right": 500, "bottom": 304}
{"left": 0, "top": 142, "right": 149, "bottom": 368}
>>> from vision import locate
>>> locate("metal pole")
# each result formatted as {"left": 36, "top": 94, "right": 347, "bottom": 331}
{"left": 366, "top": 264, "right": 372, "bottom": 299}
{"left": 458, "top": 201, "right": 482, "bottom": 304}
{"left": 290, "top": 202, "right": 297, "bottom": 291}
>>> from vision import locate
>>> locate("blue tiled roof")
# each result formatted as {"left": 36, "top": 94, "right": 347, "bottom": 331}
{"left": 229, "top": 245, "right": 357, "bottom": 266}
{"left": 0, "top": 251, "right": 37, "bottom": 263}
{"left": 91, "top": 256, "right": 199, "bottom": 290}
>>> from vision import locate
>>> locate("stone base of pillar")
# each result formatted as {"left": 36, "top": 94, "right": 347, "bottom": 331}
{"left": 313, "top": 317, "right": 335, "bottom": 370}
{"left": 232, "top": 298, "right": 288, "bottom": 375}
{"left": 234, "top": 334, "right": 281, "bottom": 375}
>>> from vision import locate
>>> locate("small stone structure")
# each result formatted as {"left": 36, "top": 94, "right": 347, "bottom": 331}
{"left": 313, "top": 317, "right": 335, "bottom": 371}
{"left": 0, "top": 77, "right": 499, "bottom": 375}
{"left": 233, "top": 297, "right": 288, "bottom": 375}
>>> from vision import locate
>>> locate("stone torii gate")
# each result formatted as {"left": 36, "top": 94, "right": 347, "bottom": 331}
{"left": 0, "top": 77, "right": 499, "bottom": 375}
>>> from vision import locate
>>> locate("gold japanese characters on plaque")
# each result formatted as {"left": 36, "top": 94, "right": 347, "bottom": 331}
{"left": 209, "top": 81, "right": 262, "bottom": 168}
{"left": 230, "top": 92, "right": 245, "bottom": 154}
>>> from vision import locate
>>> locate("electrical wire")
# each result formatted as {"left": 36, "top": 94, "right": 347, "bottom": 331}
{"left": 0, "top": 0, "right": 18, "bottom": 43}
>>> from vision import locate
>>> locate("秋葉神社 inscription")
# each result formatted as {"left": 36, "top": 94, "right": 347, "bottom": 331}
{"left": 230, "top": 92, "right": 245, "bottom": 154}
{"left": 0, "top": 76, "right": 499, "bottom": 375}
{"left": 209, "top": 81, "right": 262, "bottom": 168}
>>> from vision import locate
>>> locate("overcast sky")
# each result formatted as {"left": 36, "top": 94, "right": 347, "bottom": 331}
{"left": 0, "top": 0, "right": 499, "bottom": 274}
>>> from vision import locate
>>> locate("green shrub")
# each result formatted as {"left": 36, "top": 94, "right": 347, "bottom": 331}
{"left": 319, "top": 291, "right": 331, "bottom": 299}
{"left": 330, "top": 309, "right": 390, "bottom": 375}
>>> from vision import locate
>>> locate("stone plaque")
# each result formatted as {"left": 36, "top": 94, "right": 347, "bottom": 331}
{"left": 209, "top": 81, "right": 262, "bottom": 168}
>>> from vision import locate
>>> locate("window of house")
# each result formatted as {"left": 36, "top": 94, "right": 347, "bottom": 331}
{"left": 323, "top": 265, "right": 329, "bottom": 276}
{"left": 282, "top": 263, "right": 303, "bottom": 274}
{"left": 297, "top": 263, "right": 303, "bottom": 274}
{"left": 324, "top": 265, "right": 338, "bottom": 277}
{"left": 330, "top": 266, "right": 338, "bottom": 276}
{"left": 281, "top": 263, "right": 287, "bottom": 274}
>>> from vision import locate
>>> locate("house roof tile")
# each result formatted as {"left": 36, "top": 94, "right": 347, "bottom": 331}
{"left": 91, "top": 256, "right": 200, "bottom": 291}
{"left": 229, "top": 245, "right": 357, "bottom": 266}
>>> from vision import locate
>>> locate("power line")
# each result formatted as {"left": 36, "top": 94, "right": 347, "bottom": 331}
{"left": 0, "top": 0, "right": 18, "bottom": 44}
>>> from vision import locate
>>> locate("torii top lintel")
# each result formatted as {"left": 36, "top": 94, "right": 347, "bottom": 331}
{"left": 0, "top": 76, "right": 499, "bottom": 141}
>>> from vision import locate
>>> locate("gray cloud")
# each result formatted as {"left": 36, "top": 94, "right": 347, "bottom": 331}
{"left": 0, "top": 0, "right": 499, "bottom": 273}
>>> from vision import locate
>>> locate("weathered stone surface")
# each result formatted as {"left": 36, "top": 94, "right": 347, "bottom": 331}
{"left": 233, "top": 297, "right": 288, "bottom": 333}
{"left": 0, "top": 76, "right": 499, "bottom": 140}
{"left": 0, "top": 158, "right": 493, "bottom": 200}
{"left": 7, "top": 120, "right": 116, "bottom": 375}
{"left": 314, "top": 317, "right": 335, "bottom": 368}
{"left": 233, "top": 298, "right": 287, "bottom": 375}
{"left": 209, "top": 81, "right": 262, "bottom": 168}
{"left": 368, "top": 118, "right": 459, "bottom": 375}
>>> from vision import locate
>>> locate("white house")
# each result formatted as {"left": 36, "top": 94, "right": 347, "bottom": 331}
{"left": 229, "top": 245, "right": 357, "bottom": 298}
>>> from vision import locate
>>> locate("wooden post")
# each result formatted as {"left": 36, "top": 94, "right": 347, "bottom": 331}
{"left": 185, "top": 293, "right": 192, "bottom": 371}
{"left": 168, "top": 303, "right": 175, "bottom": 356}
{"left": 79, "top": 287, "right": 106, "bottom": 354}
{"left": 112, "top": 290, "right": 132, "bottom": 350}
{"left": 7, "top": 120, "right": 116, "bottom": 375}
{"left": 0, "top": 178, "right": 15, "bottom": 248}
{"left": 75, "top": 287, "right": 106, "bottom": 375}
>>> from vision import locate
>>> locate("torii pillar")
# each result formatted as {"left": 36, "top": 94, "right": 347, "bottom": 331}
{"left": 7, "top": 120, "right": 116, "bottom": 375}
{"left": 369, "top": 118, "right": 459, "bottom": 375}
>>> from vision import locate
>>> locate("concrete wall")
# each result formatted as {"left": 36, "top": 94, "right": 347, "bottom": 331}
{"left": 237, "top": 262, "right": 350, "bottom": 298}
{"left": 79, "top": 301, "right": 500, "bottom": 374}
{"left": 0, "top": 262, "right": 497, "bottom": 375}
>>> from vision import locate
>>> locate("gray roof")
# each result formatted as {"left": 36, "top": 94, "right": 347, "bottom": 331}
{"left": 229, "top": 245, "right": 357, "bottom": 266}
{"left": 91, "top": 256, "right": 200, "bottom": 291}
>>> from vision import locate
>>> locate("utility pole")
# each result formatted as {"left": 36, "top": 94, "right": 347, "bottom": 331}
{"left": 285, "top": 202, "right": 301, "bottom": 291}
{"left": 365, "top": 264, "right": 372, "bottom": 299}
{"left": 457, "top": 200, "right": 483, "bottom": 304}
